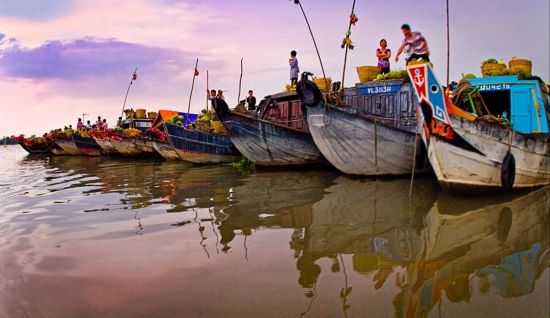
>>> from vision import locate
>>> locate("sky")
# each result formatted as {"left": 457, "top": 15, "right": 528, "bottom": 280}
{"left": 1, "top": 0, "right": 549, "bottom": 138}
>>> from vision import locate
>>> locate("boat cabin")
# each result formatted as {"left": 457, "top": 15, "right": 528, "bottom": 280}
{"left": 342, "top": 79, "right": 418, "bottom": 131}
{"left": 121, "top": 118, "right": 154, "bottom": 135}
{"left": 465, "top": 76, "right": 549, "bottom": 134}
{"left": 256, "top": 91, "right": 309, "bottom": 132}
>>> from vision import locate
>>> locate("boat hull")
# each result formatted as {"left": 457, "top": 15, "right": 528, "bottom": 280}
{"left": 110, "top": 137, "right": 160, "bottom": 158}
{"left": 218, "top": 111, "right": 323, "bottom": 166}
{"left": 56, "top": 138, "right": 83, "bottom": 155}
{"left": 165, "top": 122, "right": 241, "bottom": 164}
{"left": 71, "top": 134, "right": 103, "bottom": 156}
{"left": 305, "top": 103, "right": 427, "bottom": 175}
{"left": 425, "top": 115, "right": 550, "bottom": 190}
{"left": 151, "top": 139, "right": 181, "bottom": 160}
{"left": 94, "top": 138, "right": 121, "bottom": 155}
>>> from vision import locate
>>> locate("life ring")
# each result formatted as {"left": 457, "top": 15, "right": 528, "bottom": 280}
{"left": 296, "top": 79, "right": 322, "bottom": 107}
{"left": 501, "top": 152, "right": 515, "bottom": 190}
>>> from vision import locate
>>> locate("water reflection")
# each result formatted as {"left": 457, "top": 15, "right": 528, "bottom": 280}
{"left": 1, "top": 148, "right": 548, "bottom": 317}
{"left": 294, "top": 177, "right": 548, "bottom": 317}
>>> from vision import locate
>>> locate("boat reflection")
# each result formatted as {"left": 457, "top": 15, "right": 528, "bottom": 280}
{"left": 294, "top": 178, "right": 548, "bottom": 317}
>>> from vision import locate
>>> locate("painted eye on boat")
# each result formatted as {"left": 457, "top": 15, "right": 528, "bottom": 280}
{"left": 430, "top": 84, "right": 439, "bottom": 93}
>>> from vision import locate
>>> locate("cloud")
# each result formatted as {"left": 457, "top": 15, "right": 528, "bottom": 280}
{"left": 0, "top": 0, "right": 77, "bottom": 21}
{"left": 0, "top": 37, "right": 194, "bottom": 80}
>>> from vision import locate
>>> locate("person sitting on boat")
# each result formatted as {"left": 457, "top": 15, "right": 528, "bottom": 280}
{"left": 96, "top": 116, "right": 103, "bottom": 128}
{"left": 207, "top": 89, "right": 220, "bottom": 121}
{"left": 246, "top": 90, "right": 256, "bottom": 111}
{"left": 394, "top": 24, "right": 430, "bottom": 65}
{"left": 76, "top": 118, "right": 83, "bottom": 130}
{"left": 145, "top": 127, "right": 165, "bottom": 141}
{"left": 86, "top": 120, "right": 92, "bottom": 130}
{"left": 289, "top": 50, "right": 299, "bottom": 86}
{"left": 101, "top": 119, "right": 108, "bottom": 131}
{"left": 117, "top": 117, "right": 122, "bottom": 127}
{"left": 376, "top": 39, "right": 391, "bottom": 74}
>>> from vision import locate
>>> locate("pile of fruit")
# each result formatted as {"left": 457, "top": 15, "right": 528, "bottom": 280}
{"left": 123, "top": 128, "right": 141, "bottom": 137}
{"left": 166, "top": 114, "right": 185, "bottom": 126}
{"left": 197, "top": 109, "right": 212, "bottom": 122}
{"left": 373, "top": 70, "right": 409, "bottom": 81}
{"left": 285, "top": 84, "right": 297, "bottom": 92}
{"left": 112, "top": 127, "right": 124, "bottom": 133}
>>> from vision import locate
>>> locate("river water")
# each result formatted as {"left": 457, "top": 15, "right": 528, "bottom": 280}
{"left": 0, "top": 146, "right": 548, "bottom": 318}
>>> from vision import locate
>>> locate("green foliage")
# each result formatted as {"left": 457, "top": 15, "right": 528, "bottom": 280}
{"left": 230, "top": 156, "right": 255, "bottom": 174}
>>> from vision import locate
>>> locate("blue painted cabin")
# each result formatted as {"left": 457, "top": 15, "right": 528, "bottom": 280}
{"left": 466, "top": 75, "right": 549, "bottom": 134}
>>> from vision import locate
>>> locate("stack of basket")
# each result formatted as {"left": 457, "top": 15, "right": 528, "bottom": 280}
{"left": 136, "top": 109, "right": 146, "bottom": 118}
{"left": 356, "top": 66, "right": 380, "bottom": 83}
{"left": 508, "top": 57, "right": 532, "bottom": 77}
{"left": 480, "top": 63, "right": 506, "bottom": 77}
{"left": 147, "top": 112, "right": 157, "bottom": 119}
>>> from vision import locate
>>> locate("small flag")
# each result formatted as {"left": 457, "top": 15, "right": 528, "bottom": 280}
{"left": 194, "top": 68, "right": 199, "bottom": 76}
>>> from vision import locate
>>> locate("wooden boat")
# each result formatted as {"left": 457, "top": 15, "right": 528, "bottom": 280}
{"left": 213, "top": 93, "right": 324, "bottom": 166}
{"left": 110, "top": 136, "right": 159, "bottom": 158}
{"left": 88, "top": 130, "right": 121, "bottom": 155}
{"left": 407, "top": 63, "right": 550, "bottom": 191}
{"left": 11, "top": 135, "right": 52, "bottom": 154}
{"left": 164, "top": 120, "right": 241, "bottom": 164}
{"left": 108, "top": 118, "right": 160, "bottom": 158}
{"left": 52, "top": 134, "right": 82, "bottom": 156}
{"left": 296, "top": 75, "right": 429, "bottom": 175}
{"left": 47, "top": 133, "right": 82, "bottom": 155}
{"left": 71, "top": 133, "right": 103, "bottom": 156}
{"left": 149, "top": 110, "right": 199, "bottom": 160}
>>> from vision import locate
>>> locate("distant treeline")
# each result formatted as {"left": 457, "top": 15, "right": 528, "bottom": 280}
{"left": 3, "top": 137, "right": 18, "bottom": 145}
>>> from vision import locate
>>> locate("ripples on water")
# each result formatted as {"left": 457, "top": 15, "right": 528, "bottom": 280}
{"left": 0, "top": 146, "right": 548, "bottom": 317}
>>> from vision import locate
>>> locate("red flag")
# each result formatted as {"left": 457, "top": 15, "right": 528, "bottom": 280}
{"left": 194, "top": 68, "right": 199, "bottom": 76}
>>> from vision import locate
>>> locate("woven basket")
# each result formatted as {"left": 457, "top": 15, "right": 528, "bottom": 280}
{"left": 508, "top": 58, "right": 532, "bottom": 75}
{"left": 136, "top": 109, "right": 146, "bottom": 118}
{"left": 357, "top": 66, "right": 380, "bottom": 82}
{"left": 147, "top": 112, "right": 157, "bottom": 119}
{"left": 480, "top": 63, "right": 505, "bottom": 77}
{"left": 313, "top": 77, "right": 332, "bottom": 90}
{"left": 124, "top": 110, "right": 135, "bottom": 119}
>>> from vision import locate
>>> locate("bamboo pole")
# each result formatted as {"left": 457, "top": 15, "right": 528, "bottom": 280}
{"left": 341, "top": 0, "right": 357, "bottom": 94}
{"left": 206, "top": 70, "right": 209, "bottom": 111}
{"left": 120, "top": 68, "right": 137, "bottom": 119}
{"left": 187, "top": 59, "right": 199, "bottom": 120}
{"left": 238, "top": 58, "right": 243, "bottom": 105}
{"left": 295, "top": 1, "right": 327, "bottom": 81}
{"left": 446, "top": 0, "right": 450, "bottom": 85}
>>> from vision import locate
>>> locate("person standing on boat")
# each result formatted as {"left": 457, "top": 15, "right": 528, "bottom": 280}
{"left": 76, "top": 118, "right": 83, "bottom": 130}
{"left": 207, "top": 89, "right": 220, "bottom": 121}
{"left": 394, "top": 24, "right": 430, "bottom": 65}
{"left": 246, "top": 90, "right": 256, "bottom": 111}
{"left": 376, "top": 39, "right": 392, "bottom": 74}
{"left": 289, "top": 50, "right": 299, "bottom": 86}
{"left": 217, "top": 90, "right": 225, "bottom": 101}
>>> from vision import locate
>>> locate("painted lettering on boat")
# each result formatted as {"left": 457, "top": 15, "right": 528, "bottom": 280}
{"left": 359, "top": 85, "right": 399, "bottom": 95}
{"left": 430, "top": 120, "right": 454, "bottom": 140}
{"left": 477, "top": 84, "right": 511, "bottom": 91}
